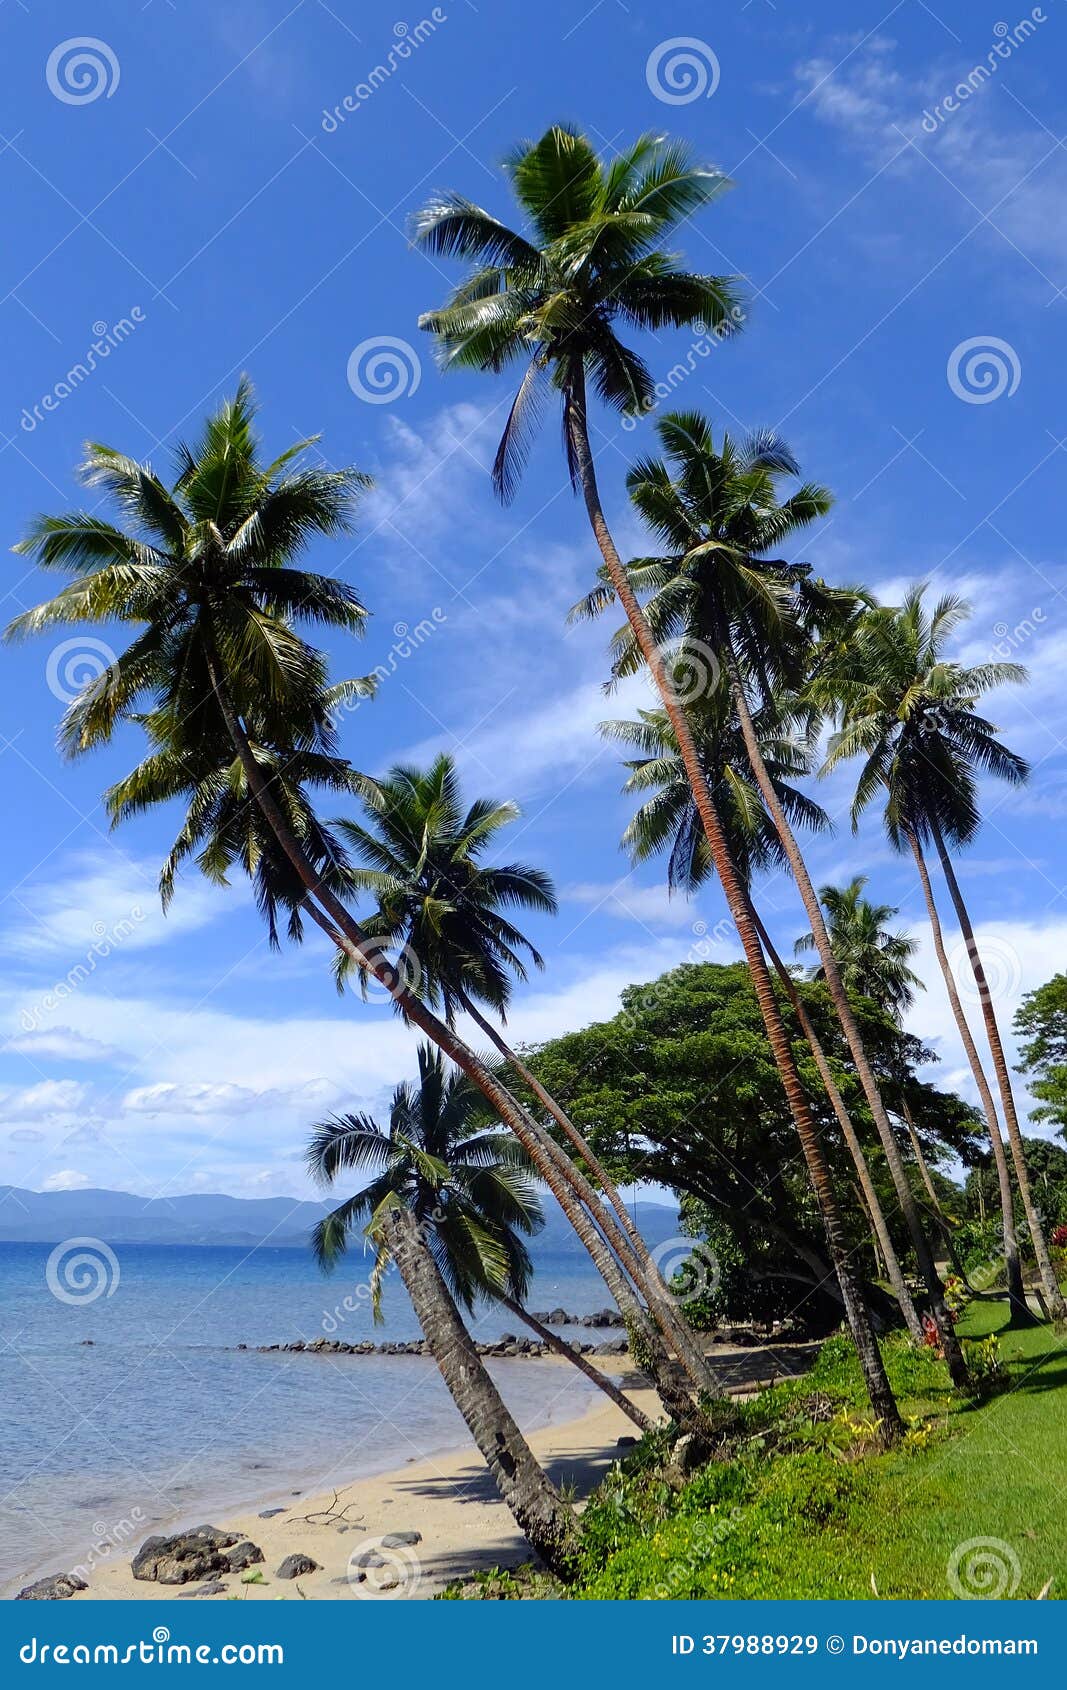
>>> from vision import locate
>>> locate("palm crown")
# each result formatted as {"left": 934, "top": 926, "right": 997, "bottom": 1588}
{"left": 307, "top": 1043, "right": 542, "bottom": 1313}
{"left": 573, "top": 411, "right": 838, "bottom": 688}
{"left": 414, "top": 128, "right": 741, "bottom": 500}
{"left": 7, "top": 378, "right": 371, "bottom": 761}
{"left": 820, "top": 586, "right": 1029, "bottom": 847}
{"left": 794, "top": 876, "right": 922, "bottom": 1019}
{"left": 108, "top": 723, "right": 369, "bottom": 946}
{"left": 335, "top": 754, "right": 556, "bottom": 1021}
{"left": 601, "top": 684, "right": 829, "bottom": 894}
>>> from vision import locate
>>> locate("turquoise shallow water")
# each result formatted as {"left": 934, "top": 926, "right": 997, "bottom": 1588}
{"left": 0, "top": 1242, "right": 609, "bottom": 1591}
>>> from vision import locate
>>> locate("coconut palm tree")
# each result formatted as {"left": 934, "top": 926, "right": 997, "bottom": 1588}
{"left": 795, "top": 879, "right": 922, "bottom": 1022}
{"left": 334, "top": 755, "right": 718, "bottom": 1398}
{"left": 416, "top": 126, "right": 903, "bottom": 1438}
{"left": 601, "top": 688, "right": 922, "bottom": 1341}
{"left": 6, "top": 382, "right": 707, "bottom": 1434}
{"left": 308, "top": 1043, "right": 579, "bottom": 1573}
{"left": 822, "top": 587, "right": 1063, "bottom": 1323}
{"left": 587, "top": 411, "right": 966, "bottom": 1381}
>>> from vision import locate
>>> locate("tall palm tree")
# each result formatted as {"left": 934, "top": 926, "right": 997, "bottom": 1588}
{"left": 602, "top": 689, "right": 922, "bottom": 1340}
{"left": 795, "top": 878, "right": 922, "bottom": 1021}
{"left": 334, "top": 755, "right": 717, "bottom": 1398}
{"left": 6, "top": 383, "right": 707, "bottom": 1433}
{"left": 308, "top": 1044, "right": 579, "bottom": 1573}
{"left": 821, "top": 587, "right": 1061, "bottom": 1323}
{"left": 589, "top": 411, "right": 966, "bottom": 1382}
{"left": 416, "top": 126, "right": 903, "bottom": 1438}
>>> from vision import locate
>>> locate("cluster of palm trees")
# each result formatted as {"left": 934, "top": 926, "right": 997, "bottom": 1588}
{"left": 9, "top": 123, "right": 1061, "bottom": 1578}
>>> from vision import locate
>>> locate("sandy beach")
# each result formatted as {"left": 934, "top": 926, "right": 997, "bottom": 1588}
{"left": 48, "top": 1343, "right": 811, "bottom": 1602}
{"left": 61, "top": 1357, "right": 653, "bottom": 1602}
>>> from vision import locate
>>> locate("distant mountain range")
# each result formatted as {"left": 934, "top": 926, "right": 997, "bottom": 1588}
{"left": 0, "top": 1185, "right": 679, "bottom": 1256}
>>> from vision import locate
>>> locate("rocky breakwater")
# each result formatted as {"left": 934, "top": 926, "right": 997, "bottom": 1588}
{"left": 241, "top": 1308, "right": 629, "bottom": 1361}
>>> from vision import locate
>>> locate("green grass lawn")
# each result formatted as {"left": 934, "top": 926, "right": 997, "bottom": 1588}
{"left": 849, "top": 1301, "right": 1067, "bottom": 1599}
{"left": 567, "top": 1300, "right": 1067, "bottom": 1600}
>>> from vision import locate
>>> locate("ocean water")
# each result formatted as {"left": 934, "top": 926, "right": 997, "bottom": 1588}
{"left": 0, "top": 1242, "right": 612, "bottom": 1593}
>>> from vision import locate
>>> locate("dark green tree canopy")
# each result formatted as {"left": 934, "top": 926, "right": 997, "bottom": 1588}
{"left": 522, "top": 962, "right": 982, "bottom": 1293}
{"left": 1015, "top": 972, "right": 1067, "bottom": 1139}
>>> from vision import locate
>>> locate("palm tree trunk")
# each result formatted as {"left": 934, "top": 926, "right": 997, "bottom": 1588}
{"left": 383, "top": 1204, "right": 578, "bottom": 1575}
{"left": 900, "top": 1099, "right": 943, "bottom": 1215}
{"left": 853, "top": 1180, "right": 885, "bottom": 1278}
{"left": 199, "top": 631, "right": 707, "bottom": 1433}
{"left": 458, "top": 992, "right": 722, "bottom": 1398}
{"left": 564, "top": 373, "right": 903, "bottom": 1443}
{"left": 899, "top": 1097, "right": 973, "bottom": 1290}
{"left": 929, "top": 822, "right": 1066, "bottom": 1323}
{"left": 724, "top": 653, "right": 968, "bottom": 1387}
{"left": 299, "top": 912, "right": 706, "bottom": 1435}
{"left": 906, "top": 827, "right": 1032, "bottom": 1324}
{"left": 750, "top": 908, "right": 924, "bottom": 1341}
{"left": 497, "top": 1294, "right": 655, "bottom": 1432}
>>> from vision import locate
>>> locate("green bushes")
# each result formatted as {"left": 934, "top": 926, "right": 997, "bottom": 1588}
{"left": 444, "top": 1306, "right": 1067, "bottom": 1602}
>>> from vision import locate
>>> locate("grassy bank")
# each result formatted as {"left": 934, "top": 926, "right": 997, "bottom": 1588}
{"left": 453, "top": 1300, "right": 1066, "bottom": 1600}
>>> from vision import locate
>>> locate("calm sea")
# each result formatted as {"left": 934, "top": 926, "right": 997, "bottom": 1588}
{"left": 0, "top": 1242, "right": 610, "bottom": 1592}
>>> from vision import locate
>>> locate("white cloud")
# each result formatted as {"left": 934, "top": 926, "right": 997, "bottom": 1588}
{"left": 900, "top": 912, "right": 1067, "bottom": 1135}
{"left": 564, "top": 880, "right": 702, "bottom": 931}
{"left": 2, "top": 850, "right": 228, "bottom": 960}
{"left": 794, "top": 29, "right": 1067, "bottom": 273}
{"left": 0, "top": 1080, "right": 89, "bottom": 1121}
{"left": 3, "top": 1027, "right": 124, "bottom": 1064}
{"left": 121, "top": 1078, "right": 341, "bottom": 1117}
{"left": 41, "top": 1169, "right": 91, "bottom": 1191}
{"left": 360, "top": 402, "right": 502, "bottom": 561}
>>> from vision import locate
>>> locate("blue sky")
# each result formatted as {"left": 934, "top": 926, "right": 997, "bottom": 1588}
{"left": 1, "top": 0, "right": 1066, "bottom": 1202}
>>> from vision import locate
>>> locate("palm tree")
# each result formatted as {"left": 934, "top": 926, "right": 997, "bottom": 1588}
{"left": 335, "top": 755, "right": 718, "bottom": 1399}
{"left": 416, "top": 127, "right": 903, "bottom": 1438}
{"left": 822, "top": 587, "right": 1063, "bottom": 1323}
{"left": 601, "top": 689, "right": 922, "bottom": 1341}
{"left": 308, "top": 1043, "right": 579, "bottom": 1573}
{"left": 6, "top": 382, "right": 707, "bottom": 1433}
{"left": 795, "top": 879, "right": 922, "bottom": 1021}
{"left": 589, "top": 411, "right": 966, "bottom": 1382}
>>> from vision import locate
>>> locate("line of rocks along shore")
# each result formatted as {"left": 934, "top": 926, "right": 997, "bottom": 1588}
{"left": 238, "top": 1307, "right": 631, "bottom": 1360}
{"left": 233, "top": 1313, "right": 796, "bottom": 1362}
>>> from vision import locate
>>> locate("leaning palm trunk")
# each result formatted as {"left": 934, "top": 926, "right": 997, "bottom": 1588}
{"left": 724, "top": 653, "right": 968, "bottom": 1387}
{"left": 200, "top": 638, "right": 707, "bottom": 1435}
{"left": 382, "top": 1204, "right": 578, "bottom": 1575}
{"left": 900, "top": 1100, "right": 943, "bottom": 1217}
{"left": 750, "top": 907, "right": 923, "bottom": 1341}
{"left": 564, "top": 374, "right": 902, "bottom": 1441}
{"left": 899, "top": 1098, "right": 973, "bottom": 1290}
{"left": 457, "top": 991, "right": 721, "bottom": 1398}
{"left": 929, "top": 823, "right": 1066, "bottom": 1323}
{"left": 497, "top": 1294, "right": 655, "bottom": 1433}
{"left": 906, "top": 828, "right": 1032, "bottom": 1324}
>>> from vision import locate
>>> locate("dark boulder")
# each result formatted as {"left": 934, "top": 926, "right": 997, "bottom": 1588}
{"left": 131, "top": 1526, "right": 239, "bottom": 1585}
{"left": 276, "top": 1553, "right": 319, "bottom": 1579}
{"left": 16, "top": 1572, "right": 88, "bottom": 1600}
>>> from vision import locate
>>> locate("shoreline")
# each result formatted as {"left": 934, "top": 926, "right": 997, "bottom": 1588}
{"left": 14, "top": 1341, "right": 815, "bottom": 1601}
{"left": 57, "top": 1356, "right": 658, "bottom": 1602}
